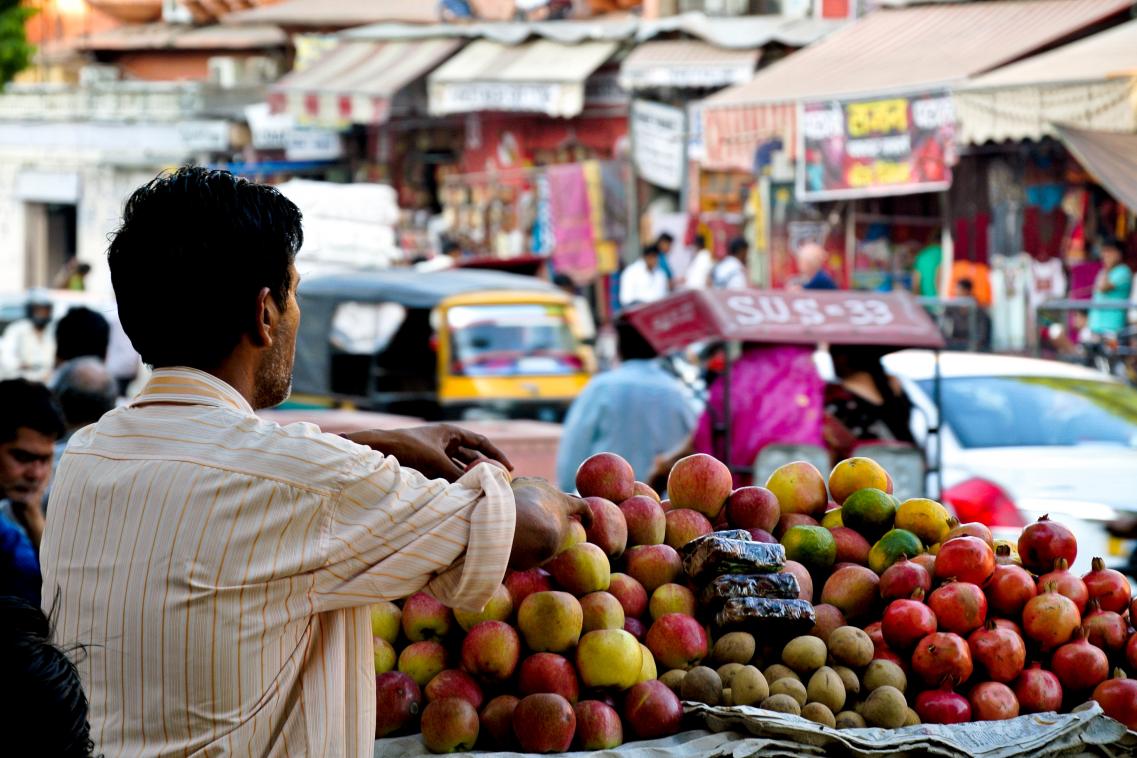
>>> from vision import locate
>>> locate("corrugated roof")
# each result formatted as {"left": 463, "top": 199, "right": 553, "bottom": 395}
{"left": 964, "top": 18, "right": 1137, "bottom": 89}
{"left": 1056, "top": 125, "right": 1137, "bottom": 211}
{"left": 705, "top": 0, "right": 1133, "bottom": 106}
{"left": 619, "top": 39, "right": 759, "bottom": 90}
{"left": 76, "top": 22, "right": 287, "bottom": 50}
{"left": 224, "top": 0, "right": 438, "bottom": 27}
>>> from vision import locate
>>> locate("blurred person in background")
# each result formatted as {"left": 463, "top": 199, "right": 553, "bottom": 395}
{"left": 0, "top": 292, "right": 55, "bottom": 382}
{"left": 682, "top": 233, "right": 714, "bottom": 290}
{"left": 53, "top": 306, "right": 110, "bottom": 368}
{"left": 1088, "top": 237, "right": 1132, "bottom": 337}
{"left": 911, "top": 238, "right": 943, "bottom": 297}
{"left": 793, "top": 241, "right": 838, "bottom": 290}
{"left": 51, "top": 357, "right": 118, "bottom": 469}
{"left": 711, "top": 236, "right": 749, "bottom": 290}
{"left": 0, "top": 379, "right": 66, "bottom": 605}
{"left": 655, "top": 232, "right": 676, "bottom": 281}
{"left": 0, "top": 597, "right": 95, "bottom": 758}
{"left": 558, "top": 316, "right": 696, "bottom": 491}
{"left": 824, "top": 345, "right": 914, "bottom": 461}
{"left": 619, "top": 244, "right": 669, "bottom": 307}
{"left": 52, "top": 259, "right": 91, "bottom": 292}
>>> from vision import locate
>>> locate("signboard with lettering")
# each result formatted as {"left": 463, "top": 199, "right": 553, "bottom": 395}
{"left": 623, "top": 289, "right": 945, "bottom": 354}
{"left": 797, "top": 91, "right": 955, "bottom": 201}
{"left": 631, "top": 99, "right": 686, "bottom": 192}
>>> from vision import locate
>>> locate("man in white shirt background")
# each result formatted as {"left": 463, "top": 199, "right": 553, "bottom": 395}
{"left": 619, "top": 245, "right": 670, "bottom": 308}
{"left": 711, "top": 236, "right": 750, "bottom": 290}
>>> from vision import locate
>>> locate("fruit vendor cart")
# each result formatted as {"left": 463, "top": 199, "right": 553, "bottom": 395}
{"left": 622, "top": 289, "right": 947, "bottom": 497}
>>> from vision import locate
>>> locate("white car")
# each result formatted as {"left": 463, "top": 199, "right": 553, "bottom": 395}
{"left": 883, "top": 350, "right": 1137, "bottom": 575}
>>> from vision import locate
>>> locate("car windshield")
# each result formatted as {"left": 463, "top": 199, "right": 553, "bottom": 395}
{"left": 917, "top": 375, "right": 1137, "bottom": 449}
{"left": 448, "top": 303, "right": 581, "bottom": 377}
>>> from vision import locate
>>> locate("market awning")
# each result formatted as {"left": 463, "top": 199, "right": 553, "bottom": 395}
{"left": 623, "top": 289, "right": 946, "bottom": 354}
{"left": 269, "top": 38, "right": 462, "bottom": 126}
{"left": 428, "top": 38, "right": 618, "bottom": 118}
{"left": 1055, "top": 126, "right": 1137, "bottom": 212}
{"left": 74, "top": 22, "right": 286, "bottom": 50}
{"left": 224, "top": 0, "right": 438, "bottom": 27}
{"left": 619, "top": 40, "right": 759, "bottom": 91}
{"left": 698, "top": 0, "right": 1133, "bottom": 170}
{"left": 955, "top": 19, "right": 1137, "bottom": 144}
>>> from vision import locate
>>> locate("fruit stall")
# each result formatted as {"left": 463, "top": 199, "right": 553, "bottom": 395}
{"left": 369, "top": 451, "right": 1137, "bottom": 756}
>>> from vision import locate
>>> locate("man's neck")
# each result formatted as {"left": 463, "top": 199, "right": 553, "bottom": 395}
{"left": 201, "top": 362, "right": 258, "bottom": 410}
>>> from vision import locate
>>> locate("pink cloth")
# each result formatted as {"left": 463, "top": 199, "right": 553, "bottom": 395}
{"left": 547, "top": 164, "right": 596, "bottom": 276}
{"left": 694, "top": 345, "right": 825, "bottom": 485}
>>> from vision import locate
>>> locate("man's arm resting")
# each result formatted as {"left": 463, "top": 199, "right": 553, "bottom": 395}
{"left": 508, "top": 478, "right": 592, "bottom": 570}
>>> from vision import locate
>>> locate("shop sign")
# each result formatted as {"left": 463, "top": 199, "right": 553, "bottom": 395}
{"left": 631, "top": 99, "right": 686, "bottom": 192}
{"left": 285, "top": 128, "right": 343, "bottom": 161}
{"left": 433, "top": 81, "right": 566, "bottom": 115}
{"left": 245, "top": 103, "right": 292, "bottom": 150}
{"left": 797, "top": 90, "right": 955, "bottom": 201}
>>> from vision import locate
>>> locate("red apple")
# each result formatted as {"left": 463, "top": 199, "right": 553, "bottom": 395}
{"left": 645, "top": 612, "right": 709, "bottom": 669}
{"left": 584, "top": 497, "right": 628, "bottom": 559}
{"left": 460, "top": 621, "right": 520, "bottom": 682}
{"left": 425, "top": 669, "right": 483, "bottom": 711}
{"left": 518, "top": 653, "right": 581, "bottom": 704}
{"left": 748, "top": 528, "right": 777, "bottom": 543}
{"left": 479, "top": 695, "right": 519, "bottom": 750}
{"left": 664, "top": 508, "right": 714, "bottom": 550}
{"left": 375, "top": 671, "right": 422, "bottom": 737}
{"left": 624, "top": 617, "right": 646, "bottom": 641}
{"left": 623, "top": 680, "right": 682, "bottom": 740}
{"left": 574, "top": 700, "right": 623, "bottom": 749}
{"left": 620, "top": 495, "right": 667, "bottom": 546}
{"left": 504, "top": 568, "right": 555, "bottom": 608}
{"left": 513, "top": 693, "right": 576, "bottom": 753}
{"left": 727, "top": 486, "right": 780, "bottom": 532}
{"left": 624, "top": 544, "right": 683, "bottom": 594}
{"left": 667, "top": 453, "right": 733, "bottom": 519}
{"left": 576, "top": 452, "right": 636, "bottom": 503}
{"left": 634, "top": 481, "right": 661, "bottom": 502}
{"left": 421, "top": 697, "right": 479, "bottom": 753}
{"left": 580, "top": 591, "right": 626, "bottom": 632}
{"left": 397, "top": 640, "right": 447, "bottom": 688}
{"left": 546, "top": 542, "right": 611, "bottom": 596}
{"left": 607, "top": 573, "right": 648, "bottom": 619}
{"left": 401, "top": 592, "right": 452, "bottom": 642}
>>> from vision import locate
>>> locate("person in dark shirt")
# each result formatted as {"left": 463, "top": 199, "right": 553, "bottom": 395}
{"left": 796, "top": 241, "right": 838, "bottom": 290}
{"left": 823, "top": 345, "right": 914, "bottom": 460}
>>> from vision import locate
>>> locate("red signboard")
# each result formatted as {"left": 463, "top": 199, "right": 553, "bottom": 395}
{"left": 623, "top": 289, "right": 945, "bottom": 354}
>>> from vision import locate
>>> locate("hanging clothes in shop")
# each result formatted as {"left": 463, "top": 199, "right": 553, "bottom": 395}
{"left": 547, "top": 164, "right": 597, "bottom": 278}
{"left": 987, "top": 160, "right": 1024, "bottom": 258}
{"left": 1028, "top": 255, "right": 1067, "bottom": 310}
{"left": 949, "top": 259, "right": 993, "bottom": 307}
{"left": 989, "top": 253, "right": 1031, "bottom": 351}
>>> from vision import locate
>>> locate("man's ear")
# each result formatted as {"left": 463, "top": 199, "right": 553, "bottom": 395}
{"left": 252, "top": 287, "right": 275, "bottom": 348}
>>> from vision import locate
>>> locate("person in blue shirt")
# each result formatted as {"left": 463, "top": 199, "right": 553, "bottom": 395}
{"left": 557, "top": 318, "right": 698, "bottom": 492}
{"left": 795, "top": 241, "right": 838, "bottom": 290}
{"left": 1088, "top": 238, "right": 1132, "bottom": 336}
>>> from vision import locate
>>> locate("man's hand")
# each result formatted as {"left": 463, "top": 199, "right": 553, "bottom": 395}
{"left": 509, "top": 477, "right": 592, "bottom": 570}
{"left": 344, "top": 424, "right": 513, "bottom": 482}
{"left": 8, "top": 495, "right": 46, "bottom": 550}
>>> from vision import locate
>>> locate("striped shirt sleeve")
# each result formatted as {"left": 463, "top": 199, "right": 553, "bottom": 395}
{"left": 314, "top": 455, "right": 516, "bottom": 613}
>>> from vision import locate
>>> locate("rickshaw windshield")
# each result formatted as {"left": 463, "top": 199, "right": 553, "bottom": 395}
{"left": 448, "top": 303, "right": 582, "bottom": 377}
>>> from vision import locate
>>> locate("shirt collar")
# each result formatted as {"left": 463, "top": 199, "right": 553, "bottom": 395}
{"left": 128, "top": 367, "right": 255, "bottom": 415}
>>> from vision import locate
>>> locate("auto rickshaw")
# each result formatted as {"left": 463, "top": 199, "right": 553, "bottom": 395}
{"left": 622, "top": 288, "right": 947, "bottom": 499}
{"left": 290, "top": 268, "right": 593, "bottom": 420}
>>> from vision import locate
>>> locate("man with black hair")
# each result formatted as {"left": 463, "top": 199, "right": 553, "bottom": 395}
{"left": 0, "top": 596, "right": 95, "bottom": 758}
{"left": 54, "top": 306, "right": 110, "bottom": 367}
{"left": 619, "top": 245, "right": 669, "bottom": 307}
{"left": 712, "top": 236, "right": 750, "bottom": 290}
{"left": 0, "top": 378, "right": 65, "bottom": 605}
{"left": 557, "top": 316, "right": 696, "bottom": 491}
{"left": 40, "top": 166, "right": 588, "bottom": 757}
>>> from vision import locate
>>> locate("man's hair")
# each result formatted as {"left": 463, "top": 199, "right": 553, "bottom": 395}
{"left": 55, "top": 307, "right": 110, "bottom": 364}
{"left": 729, "top": 236, "right": 748, "bottom": 257}
{"left": 1100, "top": 236, "right": 1122, "bottom": 255}
{"left": 0, "top": 379, "right": 65, "bottom": 445}
{"left": 108, "top": 166, "right": 303, "bottom": 369}
{"left": 642, "top": 244, "right": 659, "bottom": 258}
{"left": 552, "top": 273, "right": 575, "bottom": 290}
{"left": 615, "top": 316, "right": 657, "bottom": 361}
{"left": 0, "top": 597, "right": 94, "bottom": 758}
{"left": 657, "top": 232, "right": 674, "bottom": 245}
{"left": 956, "top": 278, "right": 974, "bottom": 294}
{"left": 694, "top": 233, "right": 707, "bottom": 249}
{"left": 441, "top": 239, "right": 461, "bottom": 256}
{"left": 53, "top": 358, "right": 118, "bottom": 429}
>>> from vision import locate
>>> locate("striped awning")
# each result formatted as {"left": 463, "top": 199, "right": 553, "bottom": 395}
{"left": 619, "top": 40, "right": 759, "bottom": 91}
{"left": 1056, "top": 126, "right": 1137, "bottom": 212}
{"left": 698, "top": 0, "right": 1133, "bottom": 170}
{"left": 428, "top": 39, "right": 618, "bottom": 118}
{"left": 269, "top": 38, "right": 462, "bottom": 127}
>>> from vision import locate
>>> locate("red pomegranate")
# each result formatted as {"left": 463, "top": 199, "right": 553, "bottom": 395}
{"left": 934, "top": 536, "right": 996, "bottom": 587}
{"left": 991, "top": 618, "right": 1023, "bottom": 637}
{"left": 873, "top": 646, "right": 907, "bottom": 669}
{"left": 968, "top": 681, "right": 1020, "bottom": 720}
{"left": 928, "top": 581, "right": 988, "bottom": 636}
{"left": 985, "top": 563, "right": 1036, "bottom": 619}
{"left": 1082, "top": 600, "right": 1128, "bottom": 655}
{"left": 882, "top": 591, "right": 937, "bottom": 652}
{"left": 911, "top": 552, "right": 936, "bottom": 576}
{"left": 1092, "top": 672, "right": 1137, "bottom": 730}
{"left": 945, "top": 520, "right": 994, "bottom": 546}
{"left": 879, "top": 556, "right": 932, "bottom": 602}
{"left": 915, "top": 681, "right": 971, "bottom": 724}
{"left": 967, "top": 619, "right": 1026, "bottom": 683}
{"left": 863, "top": 621, "right": 886, "bottom": 654}
{"left": 1036, "top": 558, "right": 1089, "bottom": 614}
{"left": 1013, "top": 663, "right": 1063, "bottom": 714}
{"left": 1022, "top": 585, "right": 1081, "bottom": 650}
{"left": 1017, "top": 514, "right": 1077, "bottom": 574}
{"left": 1081, "top": 557, "right": 1132, "bottom": 614}
{"left": 912, "top": 632, "right": 973, "bottom": 686}
{"left": 1128, "top": 631, "right": 1137, "bottom": 672}
{"left": 1051, "top": 628, "right": 1109, "bottom": 693}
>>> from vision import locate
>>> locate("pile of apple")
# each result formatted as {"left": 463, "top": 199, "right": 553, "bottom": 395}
{"left": 371, "top": 452, "right": 1137, "bottom": 755}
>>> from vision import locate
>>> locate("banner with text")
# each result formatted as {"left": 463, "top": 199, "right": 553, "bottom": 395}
{"left": 797, "top": 91, "right": 955, "bottom": 201}
{"left": 631, "top": 99, "right": 686, "bottom": 192}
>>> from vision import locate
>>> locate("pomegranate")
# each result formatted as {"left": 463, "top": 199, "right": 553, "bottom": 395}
{"left": 1050, "top": 627, "right": 1109, "bottom": 693}
{"left": 1128, "top": 631, "right": 1137, "bottom": 672}
{"left": 1022, "top": 585, "right": 1081, "bottom": 650}
{"left": 934, "top": 536, "right": 996, "bottom": 587}
{"left": 1013, "top": 663, "right": 1063, "bottom": 714}
{"left": 993, "top": 542, "right": 1021, "bottom": 566}
{"left": 863, "top": 621, "right": 886, "bottom": 654}
{"left": 1082, "top": 600, "right": 1128, "bottom": 655}
{"left": 945, "top": 519, "right": 994, "bottom": 546}
{"left": 1092, "top": 671, "right": 1137, "bottom": 730}
{"left": 1036, "top": 558, "right": 1089, "bottom": 614}
{"left": 991, "top": 618, "right": 1023, "bottom": 638}
{"left": 873, "top": 646, "right": 907, "bottom": 669}
{"left": 910, "top": 552, "right": 936, "bottom": 576}
{"left": 969, "top": 681, "right": 1020, "bottom": 721}
{"left": 912, "top": 632, "right": 973, "bottom": 686}
{"left": 882, "top": 591, "right": 937, "bottom": 652}
{"left": 928, "top": 580, "right": 988, "bottom": 636}
{"left": 915, "top": 681, "right": 971, "bottom": 724}
{"left": 1017, "top": 514, "right": 1077, "bottom": 574}
{"left": 984, "top": 563, "right": 1036, "bottom": 619}
{"left": 967, "top": 619, "right": 1026, "bottom": 683}
{"left": 1082, "top": 557, "right": 1132, "bottom": 614}
{"left": 879, "top": 556, "right": 932, "bottom": 602}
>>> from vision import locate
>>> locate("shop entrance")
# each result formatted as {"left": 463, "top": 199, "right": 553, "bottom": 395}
{"left": 24, "top": 202, "right": 77, "bottom": 288}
